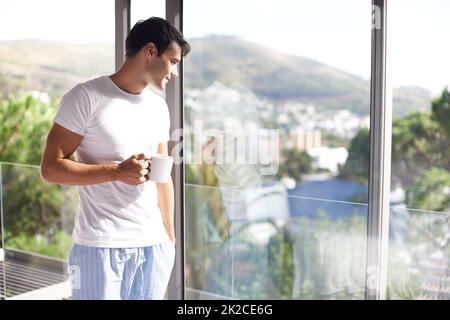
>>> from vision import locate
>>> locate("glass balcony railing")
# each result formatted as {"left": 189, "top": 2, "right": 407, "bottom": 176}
{"left": 185, "top": 182, "right": 450, "bottom": 300}
{"left": 185, "top": 183, "right": 368, "bottom": 300}
{"left": 387, "top": 206, "right": 450, "bottom": 300}
{"left": 0, "top": 162, "right": 75, "bottom": 299}
{"left": 1, "top": 162, "right": 447, "bottom": 300}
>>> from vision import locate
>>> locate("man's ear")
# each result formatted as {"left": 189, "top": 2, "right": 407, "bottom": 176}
{"left": 144, "top": 42, "right": 158, "bottom": 58}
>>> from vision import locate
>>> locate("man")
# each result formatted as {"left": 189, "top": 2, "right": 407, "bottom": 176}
{"left": 40, "top": 17, "right": 190, "bottom": 300}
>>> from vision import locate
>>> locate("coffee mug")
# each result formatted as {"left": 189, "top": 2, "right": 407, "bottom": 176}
{"left": 149, "top": 154, "right": 174, "bottom": 182}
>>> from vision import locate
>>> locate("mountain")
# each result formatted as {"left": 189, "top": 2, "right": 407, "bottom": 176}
{"left": 0, "top": 39, "right": 114, "bottom": 99}
{"left": 186, "top": 37, "right": 372, "bottom": 114}
{"left": 184, "top": 37, "right": 432, "bottom": 116}
{"left": 0, "top": 38, "right": 432, "bottom": 115}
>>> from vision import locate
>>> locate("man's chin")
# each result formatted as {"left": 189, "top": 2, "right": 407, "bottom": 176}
{"left": 148, "top": 83, "right": 165, "bottom": 92}
{"left": 158, "top": 80, "right": 167, "bottom": 90}
{"left": 154, "top": 81, "right": 165, "bottom": 90}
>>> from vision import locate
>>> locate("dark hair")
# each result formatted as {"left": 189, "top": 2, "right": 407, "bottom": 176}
{"left": 125, "top": 17, "right": 190, "bottom": 57}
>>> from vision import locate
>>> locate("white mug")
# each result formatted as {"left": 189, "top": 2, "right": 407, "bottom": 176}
{"left": 149, "top": 154, "right": 174, "bottom": 182}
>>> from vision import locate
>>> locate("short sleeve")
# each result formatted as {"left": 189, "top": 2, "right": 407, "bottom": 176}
{"left": 157, "top": 99, "right": 171, "bottom": 143}
{"left": 53, "top": 84, "right": 91, "bottom": 136}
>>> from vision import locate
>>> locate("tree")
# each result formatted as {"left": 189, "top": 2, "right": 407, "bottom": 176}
{"left": 431, "top": 86, "right": 450, "bottom": 139}
{"left": 0, "top": 94, "right": 56, "bottom": 164}
{"left": 338, "top": 128, "right": 369, "bottom": 182}
{"left": 0, "top": 94, "right": 75, "bottom": 258}
{"left": 392, "top": 111, "right": 449, "bottom": 188}
{"left": 341, "top": 87, "right": 450, "bottom": 186}
{"left": 276, "top": 147, "right": 312, "bottom": 182}
{"left": 406, "top": 167, "right": 450, "bottom": 212}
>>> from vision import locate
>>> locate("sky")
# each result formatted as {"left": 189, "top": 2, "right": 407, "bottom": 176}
{"left": 0, "top": 0, "right": 449, "bottom": 95}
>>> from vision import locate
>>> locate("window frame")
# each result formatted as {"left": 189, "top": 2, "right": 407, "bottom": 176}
{"left": 366, "top": 0, "right": 391, "bottom": 300}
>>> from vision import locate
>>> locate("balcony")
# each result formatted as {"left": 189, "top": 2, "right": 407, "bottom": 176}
{"left": 1, "top": 153, "right": 449, "bottom": 300}
{"left": 0, "top": 249, "right": 70, "bottom": 299}
{"left": 0, "top": 162, "right": 73, "bottom": 300}
{"left": 1, "top": 0, "right": 449, "bottom": 301}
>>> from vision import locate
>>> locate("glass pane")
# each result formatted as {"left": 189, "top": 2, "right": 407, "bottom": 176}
{"left": 0, "top": 0, "right": 114, "bottom": 299}
{"left": 1, "top": 163, "right": 76, "bottom": 299}
{"left": 185, "top": 184, "right": 231, "bottom": 299}
{"left": 130, "top": 0, "right": 166, "bottom": 100}
{"left": 131, "top": 0, "right": 165, "bottom": 27}
{"left": 387, "top": 0, "right": 450, "bottom": 300}
{"left": 184, "top": 0, "right": 372, "bottom": 300}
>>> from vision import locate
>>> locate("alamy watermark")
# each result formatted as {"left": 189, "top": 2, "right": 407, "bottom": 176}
{"left": 372, "top": 5, "right": 381, "bottom": 30}
{"left": 68, "top": 264, "right": 81, "bottom": 290}
{"left": 169, "top": 120, "right": 280, "bottom": 176}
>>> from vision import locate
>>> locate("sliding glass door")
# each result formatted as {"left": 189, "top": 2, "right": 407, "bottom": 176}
{"left": 183, "top": 0, "right": 372, "bottom": 299}
{"left": 0, "top": 0, "right": 115, "bottom": 299}
{"left": 386, "top": 0, "right": 450, "bottom": 300}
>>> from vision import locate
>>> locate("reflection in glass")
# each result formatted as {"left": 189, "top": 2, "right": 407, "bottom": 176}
{"left": 130, "top": 0, "right": 166, "bottom": 27}
{"left": 387, "top": 0, "right": 450, "bottom": 300}
{"left": 184, "top": 0, "right": 372, "bottom": 300}
{"left": 0, "top": 163, "right": 75, "bottom": 299}
{"left": 0, "top": 0, "right": 114, "bottom": 299}
{"left": 185, "top": 184, "right": 368, "bottom": 299}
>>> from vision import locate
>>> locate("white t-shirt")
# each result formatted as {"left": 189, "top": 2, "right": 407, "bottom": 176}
{"left": 54, "top": 76, "right": 171, "bottom": 248}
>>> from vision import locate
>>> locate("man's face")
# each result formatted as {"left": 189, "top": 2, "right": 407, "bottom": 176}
{"left": 146, "top": 41, "right": 181, "bottom": 90}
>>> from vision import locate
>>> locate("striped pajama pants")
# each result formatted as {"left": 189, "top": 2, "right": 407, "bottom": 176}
{"left": 67, "top": 242, "right": 175, "bottom": 300}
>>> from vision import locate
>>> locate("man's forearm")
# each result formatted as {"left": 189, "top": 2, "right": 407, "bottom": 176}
{"left": 157, "top": 178, "right": 175, "bottom": 242}
{"left": 41, "top": 158, "right": 118, "bottom": 186}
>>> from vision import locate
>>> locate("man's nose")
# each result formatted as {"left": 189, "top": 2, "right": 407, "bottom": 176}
{"left": 171, "top": 66, "right": 179, "bottom": 78}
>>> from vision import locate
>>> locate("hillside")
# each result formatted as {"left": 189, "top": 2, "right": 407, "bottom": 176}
{"left": 0, "top": 38, "right": 432, "bottom": 115}
{"left": 0, "top": 39, "right": 114, "bottom": 99}
{"left": 184, "top": 37, "right": 432, "bottom": 116}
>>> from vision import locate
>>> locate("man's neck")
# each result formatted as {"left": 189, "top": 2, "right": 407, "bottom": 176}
{"left": 109, "top": 60, "right": 150, "bottom": 94}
